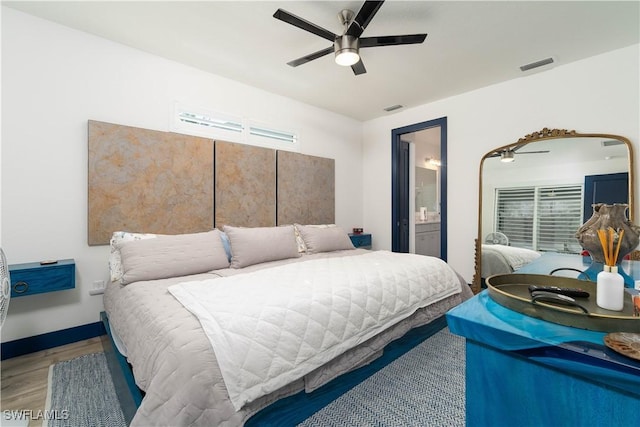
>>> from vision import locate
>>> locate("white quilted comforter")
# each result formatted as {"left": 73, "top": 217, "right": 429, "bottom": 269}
{"left": 482, "top": 244, "right": 541, "bottom": 275}
{"left": 168, "top": 250, "right": 460, "bottom": 410}
{"left": 103, "top": 249, "right": 470, "bottom": 426}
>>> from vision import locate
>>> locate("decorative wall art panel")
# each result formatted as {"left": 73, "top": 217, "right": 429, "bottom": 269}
{"left": 88, "top": 121, "right": 335, "bottom": 244}
{"left": 88, "top": 120, "right": 214, "bottom": 245}
{"left": 214, "top": 141, "right": 276, "bottom": 228}
{"left": 277, "top": 151, "right": 335, "bottom": 225}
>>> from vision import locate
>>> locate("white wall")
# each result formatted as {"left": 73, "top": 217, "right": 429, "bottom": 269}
{"left": 363, "top": 44, "right": 640, "bottom": 283}
{"left": 0, "top": 8, "right": 363, "bottom": 342}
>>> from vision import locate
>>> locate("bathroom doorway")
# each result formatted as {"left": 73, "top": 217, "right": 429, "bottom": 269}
{"left": 391, "top": 117, "right": 447, "bottom": 260}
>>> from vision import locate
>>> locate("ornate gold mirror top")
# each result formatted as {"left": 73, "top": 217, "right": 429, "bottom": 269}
{"left": 473, "top": 128, "right": 635, "bottom": 293}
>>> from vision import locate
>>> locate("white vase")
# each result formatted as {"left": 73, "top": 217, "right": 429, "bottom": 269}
{"left": 596, "top": 265, "right": 624, "bottom": 311}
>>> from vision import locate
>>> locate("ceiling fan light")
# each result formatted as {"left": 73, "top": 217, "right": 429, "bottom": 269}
{"left": 335, "top": 35, "right": 360, "bottom": 66}
{"left": 335, "top": 51, "right": 359, "bottom": 66}
{"left": 501, "top": 150, "right": 515, "bottom": 162}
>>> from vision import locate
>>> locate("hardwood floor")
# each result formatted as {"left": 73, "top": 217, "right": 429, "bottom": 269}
{"left": 1, "top": 337, "right": 105, "bottom": 427}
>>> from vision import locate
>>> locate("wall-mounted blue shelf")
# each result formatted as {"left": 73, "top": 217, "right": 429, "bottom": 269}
{"left": 8, "top": 259, "right": 75, "bottom": 298}
{"left": 349, "top": 233, "right": 372, "bottom": 249}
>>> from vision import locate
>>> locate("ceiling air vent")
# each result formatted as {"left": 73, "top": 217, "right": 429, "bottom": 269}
{"left": 602, "top": 139, "right": 624, "bottom": 147}
{"left": 520, "top": 57, "right": 554, "bottom": 72}
{"left": 384, "top": 104, "right": 403, "bottom": 112}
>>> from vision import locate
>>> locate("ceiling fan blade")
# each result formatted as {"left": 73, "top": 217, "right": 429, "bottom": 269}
{"left": 351, "top": 59, "right": 367, "bottom": 75}
{"left": 346, "top": 1, "right": 385, "bottom": 38}
{"left": 517, "top": 150, "right": 551, "bottom": 155}
{"left": 287, "top": 46, "right": 334, "bottom": 67}
{"left": 360, "top": 34, "right": 428, "bottom": 48}
{"left": 273, "top": 9, "right": 337, "bottom": 42}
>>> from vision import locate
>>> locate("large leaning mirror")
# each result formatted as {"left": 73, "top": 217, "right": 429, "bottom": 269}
{"left": 472, "top": 128, "right": 635, "bottom": 293}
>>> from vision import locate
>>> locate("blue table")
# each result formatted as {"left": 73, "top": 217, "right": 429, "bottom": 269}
{"left": 447, "top": 292, "right": 640, "bottom": 427}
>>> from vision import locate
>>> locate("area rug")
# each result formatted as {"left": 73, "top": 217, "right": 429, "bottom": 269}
{"left": 299, "top": 327, "right": 466, "bottom": 427}
{"left": 45, "top": 328, "right": 465, "bottom": 427}
{"left": 44, "top": 352, "right": 126, "bottom": 427}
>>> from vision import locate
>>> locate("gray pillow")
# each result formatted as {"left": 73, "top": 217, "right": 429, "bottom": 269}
{"left": 224, "top": 225, "right": 300, "bottom": 268}
{"left": 296, "top": 225, "right": 355, "bottom": 254}
{"left": 118, "top": 230, "right": 229, "bottom": 285}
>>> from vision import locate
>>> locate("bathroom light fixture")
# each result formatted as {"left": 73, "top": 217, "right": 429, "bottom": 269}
{"left": 335, "top": 35, "right": 360, "bottom": 66}
{"left": 426, "top": 157, "right": 442, "bottom": 167}
{"left": 501, "top": 150, "right": 515, "bottom": 162}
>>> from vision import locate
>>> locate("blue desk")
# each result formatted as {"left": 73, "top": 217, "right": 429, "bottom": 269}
{"left": 447, "top": 293, "right": 640, "bottom": 427}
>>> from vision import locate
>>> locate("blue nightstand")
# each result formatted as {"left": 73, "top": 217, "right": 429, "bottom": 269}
{"left": 349, "top": 233, "right": 372, "bottom": 249}
{"left": 9, "top": 259, "right": 75, "bottom": 297}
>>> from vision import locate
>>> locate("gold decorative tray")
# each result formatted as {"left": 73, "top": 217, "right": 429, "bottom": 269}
{"left": 486, "top": 274, "right": 640, "bottom": 333}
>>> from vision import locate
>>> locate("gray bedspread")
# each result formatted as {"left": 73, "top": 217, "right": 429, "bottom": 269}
{"left": 103, "top": 249, "right": 472, "bottom": 426}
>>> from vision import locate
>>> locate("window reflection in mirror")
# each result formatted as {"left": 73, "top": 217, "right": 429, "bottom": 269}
{"left": 477, "top": 134, "right": 632, "bottom": 289}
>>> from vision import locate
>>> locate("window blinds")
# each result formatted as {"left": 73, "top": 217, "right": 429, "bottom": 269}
{"left": 495, "top": 184, "right": 583, "bottom": 253}
{"left": 536, "top": 186, "right": 583, "bottom": 253}
{"left": 495, "top": 188, "right": 535, "bottom": 249}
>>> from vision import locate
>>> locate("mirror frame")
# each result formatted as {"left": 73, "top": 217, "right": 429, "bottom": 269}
{"left": 472, "top": 128, "right": 635, "bottom": 293}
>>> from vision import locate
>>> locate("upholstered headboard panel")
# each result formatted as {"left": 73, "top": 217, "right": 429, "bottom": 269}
{"left": 88, "top": 120, "right": 214, "bottom": 245}
{"left": 214, "top": 140, "right": 276, "bottom": 228}
{"left": 276, "top": 151, "right": 335, "bottom": 225}
{"left": 88, "top": 120, "right": 335, "bottom": 245}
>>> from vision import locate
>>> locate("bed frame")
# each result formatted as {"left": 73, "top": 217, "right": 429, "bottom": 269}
{"left": 100, "top": 312, "right": 143, "bottom": 426}
{"left": 100, "top": 310, "right": 447, "bottom": 426}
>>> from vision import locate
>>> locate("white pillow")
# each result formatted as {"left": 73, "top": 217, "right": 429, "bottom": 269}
{"left": 224, "top": 225, "right": 300, "bottom": 268}
{"left": 109, "top": 231, "right": 158, "bottom": 282}
{"left": 293, "top": 223, "right": 336, "bottom": 253}
{"left": 296, "top": 225, "right": 355, "bottom": 254}
{"left": 118, "top": 230, "right": 229, "bottom": 285}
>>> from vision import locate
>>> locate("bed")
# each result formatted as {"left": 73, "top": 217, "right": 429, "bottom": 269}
{"left": 103, "top": 224, "right": 472, "bottom": 426}
{"left": 481, "top": 243, "right": 541, "bottom": 278}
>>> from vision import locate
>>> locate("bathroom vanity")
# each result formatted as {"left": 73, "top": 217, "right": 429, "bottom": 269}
{"left": 415, "top": 221, "right": 440, "bottom": 257}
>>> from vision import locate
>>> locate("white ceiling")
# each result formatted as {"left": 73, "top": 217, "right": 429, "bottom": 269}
{"left": 5, "top": 1, "right": 639, "bottom": 121}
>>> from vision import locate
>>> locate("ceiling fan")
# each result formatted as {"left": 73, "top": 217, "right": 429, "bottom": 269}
{"left": 273, "top": 1, "right": 427, "bottom": 75}
{"left": 489, "top": 144, "right": 551, "bottom": 162}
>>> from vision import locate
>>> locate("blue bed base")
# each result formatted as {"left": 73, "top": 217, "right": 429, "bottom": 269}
{"left": 100, "top": 311, "right": 447, "bottom": 426}
{"left": 100, "top": 311, "right": 144, "bottom": 426}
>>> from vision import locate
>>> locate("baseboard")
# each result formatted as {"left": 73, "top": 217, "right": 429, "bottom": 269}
{"left": 1, "top": 321, "right": 105, "bottom": 360}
